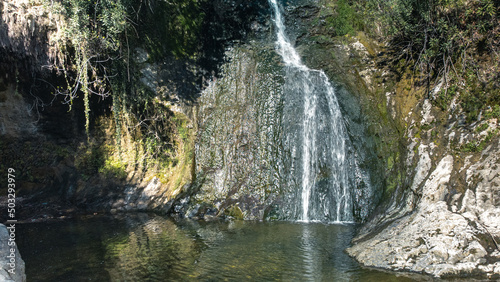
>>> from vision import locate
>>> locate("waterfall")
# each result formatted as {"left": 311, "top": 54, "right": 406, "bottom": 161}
{"left": 269, "top": 0, "right": 354, "bottom": 223}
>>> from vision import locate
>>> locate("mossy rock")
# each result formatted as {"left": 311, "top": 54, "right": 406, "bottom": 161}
{"left": 225, "top": 205, "right": 244, "bottom": 220}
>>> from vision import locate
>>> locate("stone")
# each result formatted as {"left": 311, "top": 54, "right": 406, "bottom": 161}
{"left": 0, "top": 224, "right": 26, "bottom": 282}
{"left": 410, "top": 144, "right": 432, "bottom": 194}
{"left": 347, "top": 154, "right": 500, "bottom": 278}
{"left": 420, "top": 155, "right": 453, "bottom": 205}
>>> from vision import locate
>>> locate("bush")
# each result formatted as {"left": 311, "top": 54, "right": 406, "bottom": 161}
{"left": 381, "top": 0, "right": 499, "bottom": 119}
{"left": 327, "top": 0, "right": 357, "bottom": 36}
{"left": 484, "top": 105, "right": 500, "bottom": 119}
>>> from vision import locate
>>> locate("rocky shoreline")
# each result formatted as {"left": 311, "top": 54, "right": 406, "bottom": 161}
{"left": 346, "top": 106, "right": 500, "bottom": 279}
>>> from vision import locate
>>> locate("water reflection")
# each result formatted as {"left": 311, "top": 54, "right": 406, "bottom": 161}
{"left": 17, "top": 215, "right": 422, "bottom": 281}
{"left": 300, "top": 224, "right": 320, "bottom": 281}
{"left": 105, "top": 218, "right": 198, "bottom": 281}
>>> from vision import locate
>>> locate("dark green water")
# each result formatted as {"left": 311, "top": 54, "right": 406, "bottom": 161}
{"left": 17, "top": 214, "right": 421, "bottom": 281}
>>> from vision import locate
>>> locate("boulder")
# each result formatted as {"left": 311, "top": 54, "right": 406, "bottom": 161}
{"left": 0, "top": 224, "right": 26, "bottom": 282}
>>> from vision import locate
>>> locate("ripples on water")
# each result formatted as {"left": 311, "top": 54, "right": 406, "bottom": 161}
{"left": 17, "top": 215, "right": 420, "bottom": 281}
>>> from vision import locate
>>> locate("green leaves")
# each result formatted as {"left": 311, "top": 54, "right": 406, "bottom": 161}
{"left": 141, "top": 0, "right": 205, "bottom": 59}
{"left": 327, "top": 0, "right": 356, "bottom": 36}
{"left": 65, "top": 0, "right": 128, "bottom": 53}
{"left": 52, "top": 0, "right": 207, "bottom": 135}
{"left": 382, "top": 0, "right": 499, "bottom": 118}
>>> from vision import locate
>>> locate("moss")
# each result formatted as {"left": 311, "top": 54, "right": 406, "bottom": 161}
{"left": 377, "top": 102, "right": 389, "bottom": 122}
{"left": 476, "top": 123, "right": 489, "bottom": 133}
{"left": 414, "top": 130, "right": 421, "bottom": 139}
{"left": 421, "top": 123, "right": 432, "bottom": 131}
{"left": 387, "top": 155, "right": 394, "bottom": 171}
{"left": 484, "top": 105, "right": 500, "bottom": 120}
{"left": 69, "top": 103, "right": 194, "bottom": 197}
{"left": 99, "top": 155, "right": 127, "bottom": 179}
{"left": 156, "top": 111, "right": 195, "bottom": 193}
{"left": 461, "top": 128, "right": 499, "bottom": 153}
{"left": 384, "top": 171, "right": 401, "bottom": 198}
{"left": 75, "top": 142, "right": 107, "bottom": 180}
{"left": 225, "top": 205, "right": 244, "bottom": 220}
{"left": 75, "top": 139, "right": 127, "bottom": 180}
{"left": 311, "top": 35, "right": 334, "bottom": 45}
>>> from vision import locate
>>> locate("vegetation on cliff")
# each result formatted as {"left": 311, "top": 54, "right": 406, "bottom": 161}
{"left": 360, "top": 0, "right": 498, "bottom": 121}
{"left": 0, "top": 0, "right": 207, "bottom": 204}
{"left": 318, "top": 0, "right": 498, "bottom": 120}
{"left": 43, "top": 0, "right": 205, "bottom": 130}
{"left": 1, "top": 0, "right": 498, "bottom": 221}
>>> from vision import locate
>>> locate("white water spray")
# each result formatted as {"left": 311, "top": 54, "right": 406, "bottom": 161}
{"left": 269, "top": 0, "right": 354, "bottom": 222}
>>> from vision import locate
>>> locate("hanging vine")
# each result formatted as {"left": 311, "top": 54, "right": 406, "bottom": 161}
{"left": 41, "top": 0, "right": 129, "bottom": 134}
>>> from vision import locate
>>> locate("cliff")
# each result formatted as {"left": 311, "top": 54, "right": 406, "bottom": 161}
{"left": 0, "top": 0, "right": 499, "bottom": 279}
{"left": 284, "top": 0, "right": 500, "bottom": 278}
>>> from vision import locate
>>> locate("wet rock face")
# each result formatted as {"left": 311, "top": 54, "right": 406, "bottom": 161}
{"left": 182, "top": 47, "right": 285, "bottom": 220}
{"left": 287, "top": 4, "right": 393, "bottom": 222}
{"left": 175, "top": 1, "right": 379, "bottom": 222}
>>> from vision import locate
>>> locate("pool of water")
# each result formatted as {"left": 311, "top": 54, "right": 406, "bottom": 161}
{"left": 17, "top": 214, "right": 421, "bottom": 281}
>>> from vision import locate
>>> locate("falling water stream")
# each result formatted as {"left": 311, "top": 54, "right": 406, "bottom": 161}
{"left": 269, "top": 0, "right": 354, "bottom": 222}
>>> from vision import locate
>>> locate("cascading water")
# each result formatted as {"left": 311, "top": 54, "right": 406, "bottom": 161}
{"left": 194, "top": 0, "right": 374, "bottom": 223}
{"left": 269, "top": 0, "right": 357, "bottom": 223}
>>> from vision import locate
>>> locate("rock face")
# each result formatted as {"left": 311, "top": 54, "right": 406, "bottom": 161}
{"left": 178, "top": 47, "right": 285, "bottom": 220}
{"left": 0, "top": 0, "right": 65, "bottom": 69}
{"left": 0, "top": 224, "right": 26, "bottom": 282}
{"left": 0, "top": 0, "right": 499, "bottom": 279}
{"left": 347, "top": 153, "right": 500, "bottom": 278}
{"left": 0, "top": 83, "right": 37, "bottom": 137}
{"left": 347, "top": 98, "right": 500, "bottom": 278}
